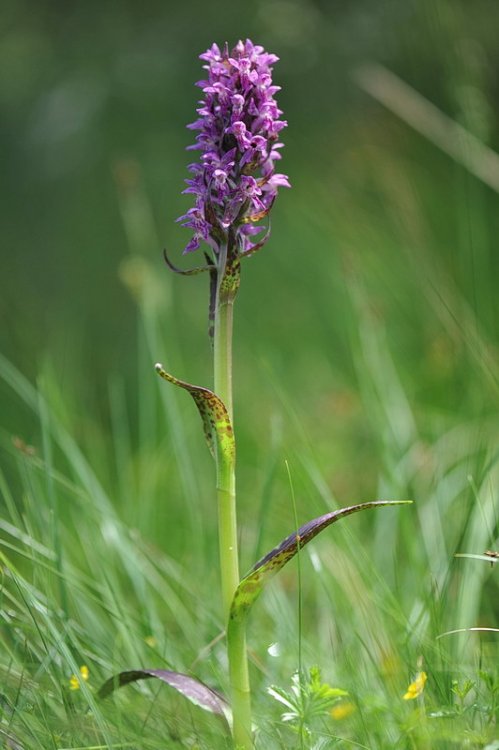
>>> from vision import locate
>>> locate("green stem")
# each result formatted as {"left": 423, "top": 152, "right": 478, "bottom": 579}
{"left": 213, "top": 283, "right": 252, "bottom": 749}
{"left": 228, "top": 618, "right": 252, "bottom": 749}
{"left": 214, "top": 296, "right": 239, "bottom": 619}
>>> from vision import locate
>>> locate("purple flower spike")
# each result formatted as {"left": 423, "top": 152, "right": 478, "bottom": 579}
{"left": 178, "top": 39, "right": 289, "bottom": 260}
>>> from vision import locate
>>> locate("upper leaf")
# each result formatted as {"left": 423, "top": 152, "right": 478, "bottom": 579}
{"left": 155, "top": 363, "right": 234, "bottom": 464}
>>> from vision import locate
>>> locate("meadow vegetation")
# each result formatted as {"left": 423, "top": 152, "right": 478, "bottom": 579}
{"left": 1, "top": 2, "right": 498, "bottom": 747}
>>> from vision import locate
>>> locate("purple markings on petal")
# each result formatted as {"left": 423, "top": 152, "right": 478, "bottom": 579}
{"left": 177, "top": 39, "right": 290, "bottom": 255}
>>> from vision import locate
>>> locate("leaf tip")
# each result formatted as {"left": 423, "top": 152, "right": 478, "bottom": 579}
{"left": 380, "top": 499, "right": 414, "bottom": 510}
{"left": 155, "top": 363, "right": 169, "bottom": 380}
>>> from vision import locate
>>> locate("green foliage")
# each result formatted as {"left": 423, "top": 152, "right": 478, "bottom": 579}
{"left": 268, "top": 666, "right": 349, "bottom": 738}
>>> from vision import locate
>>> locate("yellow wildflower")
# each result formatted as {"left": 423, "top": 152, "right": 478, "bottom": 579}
{"left": 331, "top": 701, "right": 356, "bottom": 720}
{"left": 403, "top": 671, "right": 427, "bottom": 700}
{"left": 69, "top": 665, "right": 90, "bottom": 691}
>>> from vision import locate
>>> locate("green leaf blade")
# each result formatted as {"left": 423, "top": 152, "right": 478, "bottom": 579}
{"left": 230, "top": 500, "right": 412, "bottom": 623}
{"left": 155, "top": 363, "right": 234, "bottom": 464}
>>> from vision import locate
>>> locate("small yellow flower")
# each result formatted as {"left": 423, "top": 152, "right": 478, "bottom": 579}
{"left": 331, "top": 701, "right": 356, "bottom": 720}
{"left": 403, "top": 671, "right": 427, "bottom": 700}
{"left": 69, "top": 665, "right": 90, "bottom": 691}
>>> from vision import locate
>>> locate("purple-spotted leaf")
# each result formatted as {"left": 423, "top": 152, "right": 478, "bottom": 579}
{"left": 229, "top": 500, "right": 411, "bottom": 624}
{"left": 99, "top": 669, "right": 229, "bottom": 720}
{"left": 155, "top": 364, "right": 234, "bottom": 464}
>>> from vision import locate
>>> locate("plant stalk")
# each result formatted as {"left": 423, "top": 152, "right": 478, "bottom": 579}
{"left": 213, "top": 279, "right": 252, "bottom": 749}
{"left": 214, "top": 295, "right": 239, "bottom": 618}
{"left": 228, "top": 617, "right": 252, "bottom": 749}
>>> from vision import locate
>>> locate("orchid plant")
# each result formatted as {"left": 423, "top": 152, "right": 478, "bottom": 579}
{"left": 99, "top": 39, "right": 409, "bottom": 749}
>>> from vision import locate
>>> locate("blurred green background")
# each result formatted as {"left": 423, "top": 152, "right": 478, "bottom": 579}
{"left": 1, "top": 0, "right": 499, "bottom": 516}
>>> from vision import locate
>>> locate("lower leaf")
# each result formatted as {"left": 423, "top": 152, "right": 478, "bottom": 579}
{"left": 230, "top": 500, "right": 412, "bottom": 624}
{"left": 99, "top": 668, "right": 230, "bottom": 722}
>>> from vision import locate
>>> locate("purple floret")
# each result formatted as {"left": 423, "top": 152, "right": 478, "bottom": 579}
{"left": 178, "top": 39, "right": 289, "bottom": 256}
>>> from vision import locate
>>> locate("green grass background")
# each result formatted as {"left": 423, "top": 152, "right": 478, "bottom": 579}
{"left": 1, "top": 0, "right": 498, "bottom": 747}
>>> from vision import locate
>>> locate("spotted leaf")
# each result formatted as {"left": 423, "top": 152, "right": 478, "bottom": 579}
{"left": 155, "top": 363, "right": 234, "bottom": 464}
{"left": 229, "top": 500, "right": 411, "bottom": 625}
